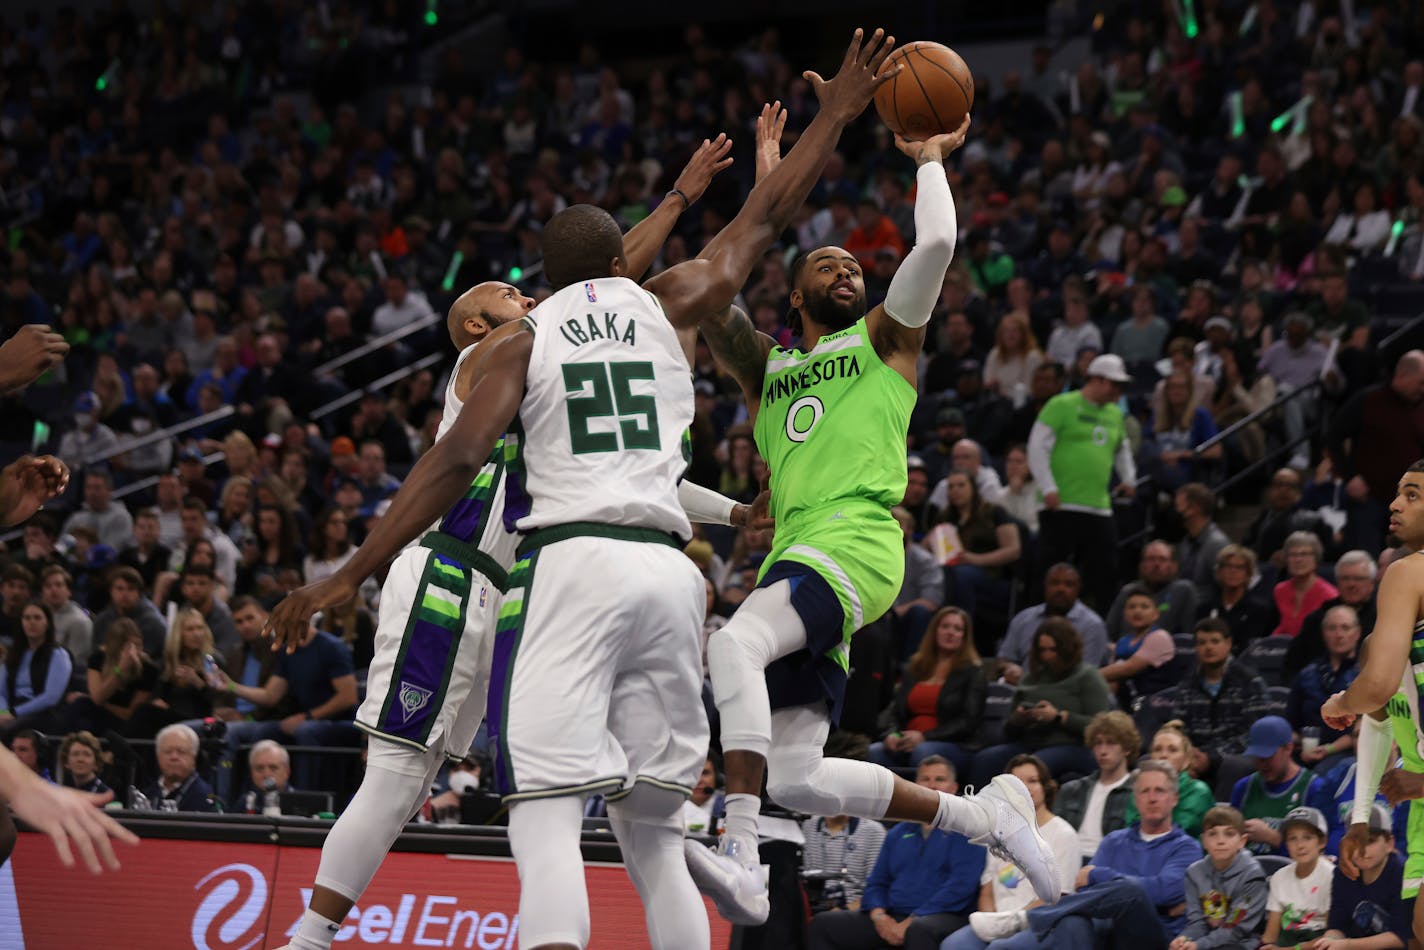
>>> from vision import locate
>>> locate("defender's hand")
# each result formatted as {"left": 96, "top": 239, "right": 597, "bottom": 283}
{"left": 804, "top": 28, "right": 900, "bottom": 124}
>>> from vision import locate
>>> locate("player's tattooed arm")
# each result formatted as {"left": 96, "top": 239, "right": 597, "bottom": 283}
{"left": 701, "top": 304, "right": 773, "bottom": 414}
{"left": 623, "top": 134, "right": 734, "bottom": 281}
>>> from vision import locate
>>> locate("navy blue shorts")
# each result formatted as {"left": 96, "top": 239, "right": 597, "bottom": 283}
{"left": 757, "top": 560, "right": 849, "bottom": 724}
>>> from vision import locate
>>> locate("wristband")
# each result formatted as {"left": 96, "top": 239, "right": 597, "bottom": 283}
{"left": 666, "top": 188, "right": 690, "bottom": 210}
{"left": 227, "top": 681, "right": 236, "bottom": 694}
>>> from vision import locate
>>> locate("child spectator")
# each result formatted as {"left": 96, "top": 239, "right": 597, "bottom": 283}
{"left": 1262, "top": 807, "right": 1333, "bottom": 949}
{"left": 1171, "top": 805, "right": 1267, "bottom": 950}
{"left": 1101, "top": 583, "right": 1177, "bottom": 706}
{"left": 1320, "top": 803, "right": 1408, "bottom": 949}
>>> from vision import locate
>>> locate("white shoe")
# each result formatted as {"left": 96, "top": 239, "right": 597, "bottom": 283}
{"left": 684, "top": 837, "right": 770, "bottom": 925}
{"left": 970, "top": 909, "right": 1028, "bottom": 941}
{"left": 968, "top": 774, "right": 1061, "bottom": 904}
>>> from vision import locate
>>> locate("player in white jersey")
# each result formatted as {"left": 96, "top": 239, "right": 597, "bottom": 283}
{"left": 275, "top": 135, "right": 743, "bottom": 950}
{"left": 266, "top": 29, "right": 1046, "bottom": 949}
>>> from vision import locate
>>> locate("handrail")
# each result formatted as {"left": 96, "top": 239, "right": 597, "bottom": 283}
{"left": 1210, "top": 430, "right": 1315, "bottom": 498}
{"left": 310, "top": 351, "right": 446, "bottom": 420}
{"left": 75, "top": 405, "right": 236, "bottom": 468}
{"left": 310, "top": 312, "right": 442, "bottom": 378}
{"left": 1378, "top": 312, "right": 1424, "bottom": 355}
{"left": 1193, "top": 380, "right": 1321, "bottom": 455}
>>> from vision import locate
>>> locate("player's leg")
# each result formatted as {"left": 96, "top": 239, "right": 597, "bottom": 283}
{"left": 287, "top": 740, "right": 444, "bottom": 950}
{"left": 609, "top": 787, "right": 711, "bottom": 950}
{"left": 507, "top": 794, "right": 589, "bottom": 950}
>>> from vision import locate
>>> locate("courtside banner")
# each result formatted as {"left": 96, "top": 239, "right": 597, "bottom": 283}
{"left": 2, "top": 832, "right": 732, "bottom": 948}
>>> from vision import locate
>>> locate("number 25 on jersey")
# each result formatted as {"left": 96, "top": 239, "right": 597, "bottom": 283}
{"left": 562, "top": 361, "right": 661, "bottom": 454}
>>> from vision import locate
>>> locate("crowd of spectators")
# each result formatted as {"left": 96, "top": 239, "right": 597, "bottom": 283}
{"left": 4, "top": 0, "right": 1424, "bottom": 944}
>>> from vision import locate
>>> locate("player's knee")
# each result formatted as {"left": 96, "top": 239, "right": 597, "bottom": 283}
{"left": 766, "top": 748, "right": 833, "bottom": 814}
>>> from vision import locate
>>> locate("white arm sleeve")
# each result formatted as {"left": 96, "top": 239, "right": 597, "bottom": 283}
{"left": 677, "top": 480, "right": 738, "bottom": 526}
{"left": 1351, "top": 713, "right": 1392, "bottom": 824}
{"left": 1027, "top": 421, "right": 1059, "bottom": 496}
{"left": 883, "top": 162, "right": 958, "bottom": 329}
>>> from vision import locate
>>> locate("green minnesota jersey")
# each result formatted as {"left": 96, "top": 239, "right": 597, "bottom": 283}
{"left": 1037, "top": 390, "right": 1128, "bottom": 514}
{"left": 753, "top": 317, "right": 917, "bottom": 524}
{"left": 1385, "top": 618, "right": 1424, "bottom": 771}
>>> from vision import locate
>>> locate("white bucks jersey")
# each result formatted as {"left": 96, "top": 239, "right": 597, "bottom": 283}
{"left": 504, "top": 277, "right": 693, "bottom": 540}
{"left": 427, "top": 341, "right": 518, "bottom": 569}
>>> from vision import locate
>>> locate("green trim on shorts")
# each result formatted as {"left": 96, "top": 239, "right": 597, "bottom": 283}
{"left": 603, "top": 775, "right": 695, "bottom": 803}
{"left": 354, "top": 720, "right": 431, "bottom": 755}
{"left": 493, "top": 550, "right": 539, "bottom": 797}
{"left": 516, "top": 521, "right": 682, "bottom": 558}
{"left": 420, "top": 531, "right": 510, "bottom": 592}
{"left": 502, "top": 776, "right": 626, "bottom": 805}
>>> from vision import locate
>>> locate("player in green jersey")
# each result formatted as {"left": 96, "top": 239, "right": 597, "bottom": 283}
{"left": 1323, "top": 459, "right": 1424, "bottom": 945}
{"left": 687, "top": 108, "right": 1063, "bottom": 926}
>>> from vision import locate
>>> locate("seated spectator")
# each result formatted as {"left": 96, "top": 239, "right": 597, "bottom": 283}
{"left": 1243, "top": 468, "right": 1332, "bottom": 570}
{"left": 117, "top": 509, "right": 174, "bottom": 595}
{"left": 59, "top": 730, "right": 110, "bottom": 795}
{"left": 890, "top": 506, "right": 944, "bottom": 659}
{"left": 1195, "top": 545, "right": 1276, "bottom": 650}
{"left": 1144, "top": 371, "right": 1222, "bottom": 492}
{"left": 39, "top": 566, "right": 92, "bottom": 663}
{"left": 237, "top": 505, "right": 303, "bottom": 603}
{"left": 173, "top": 497, "right": 241, "bottom": 593}
{"left": 1272, "top": 531, "right": 1338, "bottom": 638}
{"left": 1124, "top": 722, "right": 1214, "bottom": 839}
{"left": 1318, "top": 803, "right": 1409, "bottom": 949}
{"left": 56, "top": 396, "right": 121, "bottom": 474}
{"left": 1282, "top": 549, "right": 1377, "bottom": 680}
{"left": 983, "top": 312, "right": 1045, "bottom": 398}
{"left": 214, "top": 613, "right": 359, "bottom": 791}
{"left": 139, "top": 723, "right": 218, "bottom": 813}
{"left": 1105, "top": 541, "right": 1200, "bottom": 642}
{"left": 1261, "top": 807, "right": 1333, "bottom": 947}
{"left": 971, "top": 618, "right": 1112, "bottom": 787}
{"left": 1055, "top": 711, "right": 1140, "bottom": 860}
{"left": 65, "top": 619, "right": 157, "bottom": 735}
{"left": 1110, "top": 284, "right": 1170, "bottom": 367}
{"left": 234, "top": 739, "right": 297, "bottom": 813}
{"left": 998, "top": 564, "right": 1109, "bottom": 684}
{"left": 1322, "top": 182, "right": 1391, "bottom": 254}
{"left": 1171, "top": 618, "right": 1269, "bottom": 795}
{"left": 869, "top": 607, "right": 986, "bottom": 778}
{"left": 318, "top": 594, "right": 377, "bottom": 672}
{"left": 15, "top": 514, "right": 71, "bottom": 580}
{"left": 61, "top": 469, "right": 133, "bottom": 552}
{"left": 1208, "top": 347, "right": 1276, "bottom": 470}
{"left": 10, "top": 729, "right": 51, "bottom": 780}
{"left": 303, "top": 507, "right": 356, "bottom": 586}
{"left": 966, "top": 760, "right": 1202, "bottom": 946}
{"left": 944, "top": 754, "right": 1079, "bottom": 950}
{"left": 1045, "top": 288, "right": 1103, "bottom": 368}
{"left": 802, "top": 811, "right": 888, "bottom": 914}
{"left": 1171, "top": 805, "right": 1268, "bottom": 950}
{"left": 1230, "top": 717, "right": 1327, "bottom": 856}
{"left": 353, "top": 440, "right": 403, "bottom": 508}
{"left": 1257, "top": 314, "right": 1329, "bottom": 471}
{"left": 1288, "top": 605, "right": 1360, "bottom": 779}
{"left": 0, "top": 564, "right": 34, "bottom": 644}
{"left": 92, "top": 566, "right": 169, "bottom": 658}
{"left": 128, "top": 607, "right": 221, "bottom": 739}
{"left": 177, "top": 565, "right": 240, "bottom": 659}
{"left": 1100, "top": 584, "right": 1178, "bottom": 705}
{"left": 807, "top": 756, "right": 984, "bottom": 950}
{"left": 0, "top": 602, "right": 74, "bottom": 740}
{"left": 998, "top": 445, "right": 1039, "bottom": 535}
{"left": 1173, "top": 484, "right": 1230, "bottom": 601}
{"left": 930, "top": 470, "right": 1021, "bottom": 619}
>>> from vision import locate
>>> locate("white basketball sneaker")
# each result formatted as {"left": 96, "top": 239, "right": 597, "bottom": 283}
{"left": 967, "top": 774, "right": 1060, "bottom": 904}
{"left": 684, "top": 837, "right": 770, "bottom": 926}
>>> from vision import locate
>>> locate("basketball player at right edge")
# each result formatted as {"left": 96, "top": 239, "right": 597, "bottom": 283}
{"left": 686, "top": 104, "right": 1062, "bottom": 921}
{"left": 1323, "top": 460, "right": 1424, "bottom": 947}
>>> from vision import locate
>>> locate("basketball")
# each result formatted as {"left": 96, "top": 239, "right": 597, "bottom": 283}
{"left": 874, "top": 41, "right": 974, "bottom": 141}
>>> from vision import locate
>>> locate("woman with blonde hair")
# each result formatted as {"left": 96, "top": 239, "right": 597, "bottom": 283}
{"left": 983, "top": 312, "right": 1044, "bottom": 396}
{"left": 220, "top": 431, "right": 259, "bottom": 481}
{"left": 1123, "top": 720, "right": 1214, "bottom": 837}
{"left": 868, "top": 607, "right": 986, "bottom": 778}
{"left": 127, "top": 608, "right": 221, "bottom": 738}
{"left": 1146, "top": 370, "right": 1222, "bottom": 491}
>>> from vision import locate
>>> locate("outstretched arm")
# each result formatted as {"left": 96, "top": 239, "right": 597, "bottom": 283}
{"left": 623, "top": 135, "right": 734, "bottom": 279}
{"left": 701, "top": 304, "right": 776, "bottom": 416}
{"left": 265, "top": 322, "right": 533, "bottom": 648}
{"left": 644, "top": 27, "right": 900, "bottom": 328}
{"left": 1325, "top": 559, "right": 1421, "bottom": 721}
{"left": 867, "top": 119, "right": 970, "bottom": 384}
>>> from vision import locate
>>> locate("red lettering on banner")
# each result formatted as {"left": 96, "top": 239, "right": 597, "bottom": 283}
{"left": 8, "top": 833, "right": 731, "bottom": 948}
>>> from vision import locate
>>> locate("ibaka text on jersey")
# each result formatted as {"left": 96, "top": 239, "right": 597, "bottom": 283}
{"left": 762, "top": 354, "right": 863, "bottom": 407}
{"left": 557, "top": 312, "right": 638, "bottom": 348}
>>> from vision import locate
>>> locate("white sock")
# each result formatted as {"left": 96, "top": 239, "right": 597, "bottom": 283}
{"left": 935, "top": 791, "right": 992, "bottom": 839}
{"left": 290, "top": 909, "right": 344, "bottom": 950}
{"left": 721, "top": 793, "right": 761, "bottom": 857}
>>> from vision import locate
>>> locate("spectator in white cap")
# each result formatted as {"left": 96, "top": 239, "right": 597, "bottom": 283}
{"left": 1027, "top": 352, "right": 1136, "bottom": 611}
{"left": 1261, "top": 805, "right": 1333, "bottom": 948}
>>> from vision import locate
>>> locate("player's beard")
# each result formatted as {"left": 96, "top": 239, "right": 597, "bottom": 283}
{"left": 800, "top": 286, "right": 865, "bottom": 333}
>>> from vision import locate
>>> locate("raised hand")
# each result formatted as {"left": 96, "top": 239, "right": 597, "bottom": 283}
{"left": 892, "top": 114, "right": 972, "bottom": 163}
{"left": 754, "top": 101, "right": 788, "bottom": 184}
{"left": 673, "top": 133, "right": 735, "bottom": 206}
{"left": 804, "top": 28, "right": 900, "bottom": 125}
{"left": 0, "top": 325, "right": 69, "bottom": 393}
{"left": 264, "top": 575, "right": 356, "bottom": 654}
{"left": 0, "top": 455, "right": 70, "bottom": 527}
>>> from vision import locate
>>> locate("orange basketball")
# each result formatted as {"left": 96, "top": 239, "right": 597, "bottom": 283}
{"left": 874, "top": 40, "right": 974, "bottom": 141}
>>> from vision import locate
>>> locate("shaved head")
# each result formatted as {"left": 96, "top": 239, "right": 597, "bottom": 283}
{"left": 447, "top": 282, "right": 519, "bottom": 349}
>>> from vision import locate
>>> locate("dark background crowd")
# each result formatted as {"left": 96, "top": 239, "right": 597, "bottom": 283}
{"left": 4, "top": 0, "right": 1424, "bottom": 945}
